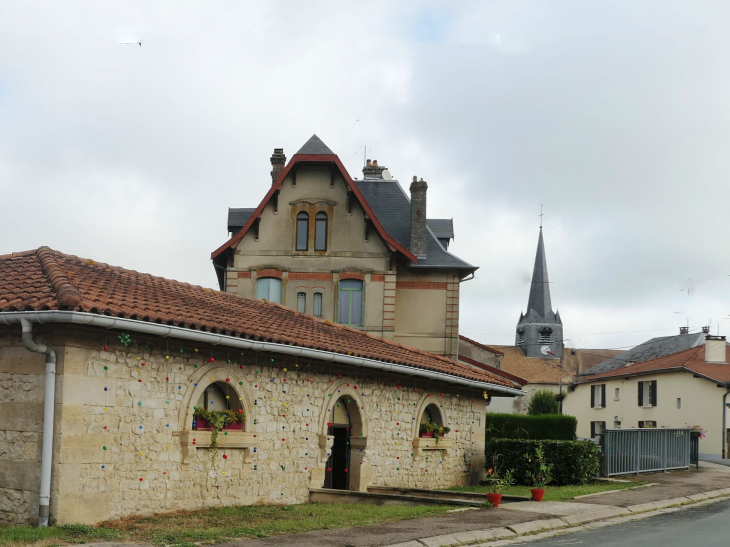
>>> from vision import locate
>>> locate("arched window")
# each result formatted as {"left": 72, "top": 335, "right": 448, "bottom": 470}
{"left": 313, "top": 292, "right": 323, "bottom": 317}
{"left": 338, "top": 280, "right": 363, "bottom": 326}
{"left": 419, "top": 403, "right": 447, "bottom": 438}
{"left": 315, "top": 212, "right": 328, "bottom": 251}
{"left": 296, "top": 211, "right": 309, "bottom": 250}
{"left": 257, "top": 277, "right": 282, "bottom": 303}
{"left": 297, "top": 292, "right": 306, "bottom": 313}
{"left": 193, "top": 381, "right": 244, "bottom": 431}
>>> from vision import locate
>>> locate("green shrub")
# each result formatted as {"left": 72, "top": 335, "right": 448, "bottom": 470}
{"left": 527, "top": 389, "right": 560, "bottom": 415}
{"left": 485, "top": 413, "right": 576, "bottom": 441}
{"left": 485, "top": 439, "right": 600, "bottom": 485}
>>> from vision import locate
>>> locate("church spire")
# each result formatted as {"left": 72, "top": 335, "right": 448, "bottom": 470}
{"left": 525, "top": 227, "right": 552, "bottom": 320}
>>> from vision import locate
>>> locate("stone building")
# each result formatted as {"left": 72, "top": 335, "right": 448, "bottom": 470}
{"left": 0, "top": 248, "right": 524, "bottom": 526}
{"left": 211, "top": 135, "right": 477, "bottom": 360}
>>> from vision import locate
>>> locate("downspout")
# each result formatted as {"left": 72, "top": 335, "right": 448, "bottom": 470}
{"left": 20, "top": 319, "right": 56, "bottom": 527}
{"left": 722, "top": 382, "right": 730, "bottom": 460}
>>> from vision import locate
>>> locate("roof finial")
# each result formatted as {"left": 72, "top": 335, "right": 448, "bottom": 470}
{"left": 539, "top": 204, "right": 544, "bottom": 229}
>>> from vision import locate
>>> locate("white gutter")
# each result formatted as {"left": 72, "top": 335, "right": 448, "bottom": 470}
{"left": 18, "top": 319, "right": 56, "bottom": 528}
{"left": 0, "top": 311, "right": 525, "bottom": 397}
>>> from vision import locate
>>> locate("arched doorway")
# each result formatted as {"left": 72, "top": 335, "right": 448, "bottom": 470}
{"left": 324, "top": 395, "right": 361, "bottom": 490}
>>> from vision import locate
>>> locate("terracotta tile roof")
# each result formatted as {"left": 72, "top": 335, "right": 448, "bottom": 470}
{"left": 492, "top": 345, "right": 571, "bottom": 384}
{"left": 580, "top": 346, "right": 730, "bottom": 384}
{"left": 0, "top": 248, "right": 518, "bottom": 389}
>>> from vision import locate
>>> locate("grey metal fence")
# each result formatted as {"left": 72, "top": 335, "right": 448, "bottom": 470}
{"left": 601, "top": 428, "right": 691, "bottom": 477}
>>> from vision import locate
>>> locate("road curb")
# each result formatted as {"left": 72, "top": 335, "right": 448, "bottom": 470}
{"left": 384, "top": 490, "right": 730, "bottom": 547}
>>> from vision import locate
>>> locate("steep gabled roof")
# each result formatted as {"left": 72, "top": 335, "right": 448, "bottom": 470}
{"left": 211, "top": 135, "right": 417, "bottom": 263}
{"left": 0, "top": 247, "right": 519, "bottom": 389}
{"left": 579, "top": 345, "right": 730, "bottom": 384}
{"left": 525, "top": 227, "right": 552, "bottom": 320}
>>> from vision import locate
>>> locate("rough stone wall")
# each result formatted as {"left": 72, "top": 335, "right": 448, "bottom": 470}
{"left": 44, "top": 327, "right": 487, "bottom": 525}
{"left": 458, "top": 338, "right": 503, "bottom": 369}
{"left": 0, "top": 328, "right": 46, "bottom": 525}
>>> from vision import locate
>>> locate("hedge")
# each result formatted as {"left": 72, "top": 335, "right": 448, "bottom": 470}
{"left": 485, "top": 413, "right": 577, "bottom": 441}
{"left": 485, "top": 439, "right": 601, "bottom": 485}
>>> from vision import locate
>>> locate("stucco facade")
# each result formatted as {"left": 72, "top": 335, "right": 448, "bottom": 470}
{"left": 563, "top": 372, "right": 730, "bottom": 457}
{"left": 0, "top": 325, "right": 488, "bottom": 526}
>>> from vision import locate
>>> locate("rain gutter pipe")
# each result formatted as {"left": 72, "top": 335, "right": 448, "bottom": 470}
{"left": 2, "top": 311, "right": 525, "bottom": 398}
{"left": 723, "top": 384, "right": 730, "bottom": 459}
{"left": 18, "top": 319, "right": 56, "bottom": 528}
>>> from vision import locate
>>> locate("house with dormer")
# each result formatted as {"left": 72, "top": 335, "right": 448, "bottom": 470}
{"left": 211, "top": 135, "right": 478, "bottom": 359}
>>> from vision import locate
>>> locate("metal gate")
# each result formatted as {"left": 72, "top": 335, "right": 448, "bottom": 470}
{"left": 602, "top": 428, "right": 691, "bottom": 477}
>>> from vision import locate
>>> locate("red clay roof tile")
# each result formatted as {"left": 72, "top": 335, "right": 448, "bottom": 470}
{"left": 0, "top": 247, "right": 517, "bottom": 388}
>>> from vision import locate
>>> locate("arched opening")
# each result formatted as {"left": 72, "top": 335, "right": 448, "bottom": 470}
{"left": 193, "top": 380, "right": 244, "bottom": 431}
{"left": 325, "top": 395, "right": 361, "bottom": 490}
{"left": 419, "top": 403, "right": 445, "bottom": 437}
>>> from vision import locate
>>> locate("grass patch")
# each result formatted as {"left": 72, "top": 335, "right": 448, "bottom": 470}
{"left": 0, "top": 503, "right": 457, "bottom": 547}
{"left": 447, "top": 481, "right": 645, "bottom": 501}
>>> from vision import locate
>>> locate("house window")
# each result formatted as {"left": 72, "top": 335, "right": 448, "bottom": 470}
{"left": 315, "top": 212, "right": 328, "bottom": 251}
{"left": 338, "top": 280, "right": 363, "bottom": 326}
{"left": 538, "top": 328, "right": 552, "bottom": 342}
{"left": 638, "top": 380, "right": 657, "bottom": 407}
{"left": 614, "top": 388, "right": 620, "bottom": 400}
{"left": 639, "top": 420, "right": 657, "bottom": 429}
{"left": 296, "top": 212, "right": 309, "bottom": 251}
{"left": 256, "top": 277, "right": 282, "bottom": 304}
{"left": 677, "top": 398, "right": 681, "bottom": 409}
{"left": 194, "top": 381, "right": 244, "bottom": 430}
{"left": 297, "top": 292, "right": 306, "bottom": 313}
{"left": 613, "top": 420, "right": 622, "bottom": 429}
{"left": 313, "top": 292, "right": 323, "bottom": 317}
{"left": 591, "top": 384, "right": 606, "bottom": 409}
{"left": 590, "top": 421, "right": 606, "bottom": 438}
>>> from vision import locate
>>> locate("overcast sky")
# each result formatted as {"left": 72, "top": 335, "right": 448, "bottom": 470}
{"left": 2, "top": 1, "right": 729, "bottom": 350}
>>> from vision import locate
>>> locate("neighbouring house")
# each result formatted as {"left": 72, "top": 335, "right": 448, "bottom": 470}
{"left": 458, "top": 227, "right": 619, "bottom": 414}
{"left": 563, "top": 334, "right": 730, "bottom": 459}
{"left": 211, "top": 135, "right": 477, "bottom": 360}
{"left": 0, "top": 248, "right": 524, "bottom": 526}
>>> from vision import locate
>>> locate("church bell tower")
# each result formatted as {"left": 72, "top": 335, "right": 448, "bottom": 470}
{"left": 516, "top": 227, "right": 563, "bottom": 359}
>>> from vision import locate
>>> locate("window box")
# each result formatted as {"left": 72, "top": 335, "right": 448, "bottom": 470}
{"left": 193, "top": 418, "right": 243, "bottom": 431}
{"left": 180, "top": 430, "right": 255, "bottom": 464}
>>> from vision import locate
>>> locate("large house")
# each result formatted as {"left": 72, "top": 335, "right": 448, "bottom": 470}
{"left": 564, "top": 334, "right": 730, "bottom": 459}
{"left": 211, "top": 135, "right": 477, "bottom": 360}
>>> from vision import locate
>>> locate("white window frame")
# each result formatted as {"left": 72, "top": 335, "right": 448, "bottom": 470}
{"left": 614, "top": 387, "right": 620, "bottom": 401}
{"left": 256, "top": 277, "right": 282, "bottom": 304}
{"left": 591, "top": 384, "right": 606, "bottom": 409}
{"left": 313, "top": 292, "right": 323, "bottom": 317}
{"left": 296, "top": 292, "right": 306, "bottom": 314}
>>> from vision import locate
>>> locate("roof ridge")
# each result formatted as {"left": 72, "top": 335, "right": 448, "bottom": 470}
{"left": 582, "top": 345, "right": 705, "bottom": 381}
{"left": 37, "top": 247, "right": 82, "bottom": 309}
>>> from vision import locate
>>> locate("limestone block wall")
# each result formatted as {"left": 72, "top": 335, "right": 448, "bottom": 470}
{"left": 0, "top": 329, "right": 46, "bottom": 525}
{"left": 9, "top": 326, "right": 487, "bottom": 525}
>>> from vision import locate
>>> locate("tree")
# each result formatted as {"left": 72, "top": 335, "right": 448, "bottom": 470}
{"left": 528, "top": 390, "right": 560, "bottom": 415}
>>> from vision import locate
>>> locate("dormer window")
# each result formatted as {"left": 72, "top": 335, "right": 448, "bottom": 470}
{"left": 315, "top": 212, "right": 328, "bottom": 251}
{"left": 296, "top": 212, "right": 309, "bottom": 251}
{"left": 539, "top": 328, "right": 553, "bottom": 343}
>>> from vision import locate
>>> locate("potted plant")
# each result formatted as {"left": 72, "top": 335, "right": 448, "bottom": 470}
{"left": 193, "top": 408, "right": 245, "bottom": 433}
{"left": 485, "top": 455, "right": 514, "bottom": 508}
{"left": 419, "top": 423, "right": 451, "bottom": 444}
{"left": 524, "top": 442, "right": 552, "bottom": 501}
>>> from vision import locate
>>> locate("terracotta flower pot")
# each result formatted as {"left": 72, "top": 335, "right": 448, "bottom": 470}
{"left": 486, "top": 493, "right": 503, "bottom": 507}
{"left": 531, "top": 488, "right": 545, "bottom": 502}
{"left": 194, "top": 418, "right": 243, "bottom": 431}
{"left": 421, "top": 431, "right": 434, "bottom": 438}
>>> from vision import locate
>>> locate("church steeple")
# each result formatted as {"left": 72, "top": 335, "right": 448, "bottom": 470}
{"left": 526, "top": 227, "right": 552, "bottom": 319}
{"left": 516, "top": 226, "right": 564, "bottom": 359}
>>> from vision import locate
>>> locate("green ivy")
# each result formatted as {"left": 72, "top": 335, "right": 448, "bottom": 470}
{"left": 485, "top": 439, "right": 600, "bottom": 486}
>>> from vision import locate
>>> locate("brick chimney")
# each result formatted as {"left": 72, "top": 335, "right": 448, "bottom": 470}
{"left": 362, "top": 159, "right": 388, "bottom": 179}
{"left": 270, "top": 148, "right": 286, "bottom": 185}
{"left": 409, "top": 176, "right": 428, "bottom": 258}
{"left": 705, "top": 335, "right": 727, "bottom": 363}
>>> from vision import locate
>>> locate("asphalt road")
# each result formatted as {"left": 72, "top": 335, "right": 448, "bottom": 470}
{"left": 517, "top": 498, "right": 730, "bottom": 546}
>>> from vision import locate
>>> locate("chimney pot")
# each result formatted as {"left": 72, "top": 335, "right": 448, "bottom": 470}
{"left": 679, "top": 327, "right": 689, "bottom": 335}
{"left": 366, "top": 159, "right": 371, "bottom": 166}
{"left": 702, "top": 326, "right": 711, "bottom": 334}
{"left": 373, "top": 160, "right": 378, "bottom": 166}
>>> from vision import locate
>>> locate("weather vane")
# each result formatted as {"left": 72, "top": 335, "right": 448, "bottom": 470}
{"left": 539, "top": 204, "right": 544, "bottom": 228}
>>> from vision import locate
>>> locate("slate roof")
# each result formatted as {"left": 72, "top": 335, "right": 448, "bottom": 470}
{"left": 296, "top": 134, "right": 334, "bottom": 155}
{"left": 581, "top": 332, "right": 706, "bottom": 376}
{"left": 0, "top": 248, "right": 517, "bottom": 389}
{"left": 428, "top": 219, "right": 454, "bottom": 240}
{"left": 227, "top": 208, "right": 255, "bottom": 234}
{"left": 352, "top": 179, "right": 476, "bottom": 272}
{"left": 580, "top": 345, "right": 730, "bottom": 384}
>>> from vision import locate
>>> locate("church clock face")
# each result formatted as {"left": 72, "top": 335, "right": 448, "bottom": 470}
{"left": 540, "top": 345, "right": 551, "bottom": 355}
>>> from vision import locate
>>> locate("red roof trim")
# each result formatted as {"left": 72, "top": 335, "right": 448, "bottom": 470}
{"left": 458, "top": 354, "right": 527, "bottom": 386}
{"left": 211, "top": 154, "right": 418, "bottom": 262}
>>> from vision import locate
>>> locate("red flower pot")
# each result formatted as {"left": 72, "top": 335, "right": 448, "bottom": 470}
{"left": 194, "top": 418, "right": 243, "bottom": 431}
{"left": 420, "top": 431, "right": 434, "bottom": 438}
{"left": 486, "top": 493, "right": 503, "bottom": 507}
{"left": 531, "top": 488, "right": 545, "bottom": 502}
{"left": 224, "top": 422, "right": 243, "bottom": 431}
